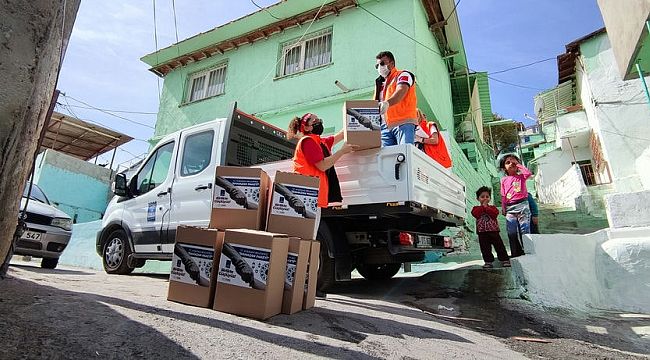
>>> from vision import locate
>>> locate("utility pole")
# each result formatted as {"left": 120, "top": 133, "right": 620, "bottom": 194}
{"left": 0, "top": 0, "right": 81, "bottom": 274}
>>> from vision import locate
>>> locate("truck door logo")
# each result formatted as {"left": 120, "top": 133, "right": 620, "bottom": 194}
{"left": 147, "top": 202, "right": 156, "bottom": 222}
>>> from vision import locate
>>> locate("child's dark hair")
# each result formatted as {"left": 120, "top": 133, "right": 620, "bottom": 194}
{"left": 499, "top": 153, "right": 521, "bottom": 171}
{"left": 476, "top": 186, "right": 491, "bottom": 199}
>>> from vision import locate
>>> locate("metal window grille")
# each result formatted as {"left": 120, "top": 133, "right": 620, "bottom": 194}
{"left": 279, "top": 29, "right": 332, "bottom": 77}
{"left": 187, "top": 64, "right": 227, "bottom": 102}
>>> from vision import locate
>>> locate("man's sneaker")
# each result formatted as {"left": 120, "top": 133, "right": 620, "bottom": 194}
{"left": 502, "top": 260, "right": 511, "bottom": 267}
{"left": 315, "top": 290, "right": 327, "bottom": 299}
{"left": 482, "top": 262, "right": 493, "bottom": 269}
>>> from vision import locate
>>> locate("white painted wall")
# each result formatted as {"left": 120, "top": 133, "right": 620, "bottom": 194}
{"left": 536, "top": 146, "right": 592, "bottom": 183}
{"left": 536, "top": 162, "right": 587, "bottom": 207}
{"left": 556, "top": 110, "right": 590, "bottom": 140}
{"left": 577, "top": 33, "right": 650, "bottom": 193}
{"left": 513, "top": 227, "right": 650, "bottom": 314}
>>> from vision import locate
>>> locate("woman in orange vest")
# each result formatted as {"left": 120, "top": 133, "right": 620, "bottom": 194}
{"left": 415, "top": 109, "right": 453, "bottom": 169}
{"left": 288, "top": 113, "right": 356, "bottom": 208}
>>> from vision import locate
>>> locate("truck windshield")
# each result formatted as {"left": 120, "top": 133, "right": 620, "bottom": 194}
{"left": 23, "top": 184, "right": 50, "bottom": 205}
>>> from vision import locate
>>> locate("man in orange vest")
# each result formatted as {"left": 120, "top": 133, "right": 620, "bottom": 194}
{"left": 374, "top": 51, "right": 418, "bottom": 147}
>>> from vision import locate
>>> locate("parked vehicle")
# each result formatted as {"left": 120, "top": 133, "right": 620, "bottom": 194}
{"left": 97, "top": 103, "right": 465, "bottom": 287}
{"left": 13, "top": 184, "right": 73, "bottom": 269}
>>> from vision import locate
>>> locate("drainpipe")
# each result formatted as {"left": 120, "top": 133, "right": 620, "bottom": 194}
{"left": 636, "top": 21, "right": 650, "bottom": 110}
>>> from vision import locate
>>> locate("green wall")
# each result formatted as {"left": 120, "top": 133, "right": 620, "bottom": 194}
{"left": 155, "top": 0, "right": 421, "bottom": 140}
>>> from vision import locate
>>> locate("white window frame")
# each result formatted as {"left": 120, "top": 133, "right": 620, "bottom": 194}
{"left": 186, "top": 63, "right": 228, "bottom": 103}
{"left": 278, "top": 28, "right": 332, "bottom": 77}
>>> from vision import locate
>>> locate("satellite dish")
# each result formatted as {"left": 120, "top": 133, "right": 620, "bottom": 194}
{"left": 534, "top": 96, "right": 545, "bottom": 120}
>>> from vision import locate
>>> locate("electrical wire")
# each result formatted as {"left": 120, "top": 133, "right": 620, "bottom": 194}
{"left": 250, "top": 0, "right": 280, "bottom": 20}
{"left": 357, "top": 4, "right": 543, "bottom": 92}
{"left": 490, "top": 57, "right": 557, "bottom": 75}
{"left": 62, "top": 103, "right": 157, "bottom": 115}
{"left": 488, "top": 76, "right": 546, "bottom": 91}
{"left": 237, "top": 0, "right": 329, "bottom": 102}
{"left": 152, "top": 0, "right": 162, "bottom": 100}
{"left": 62, "top": 94, "right": 155, "bottom": 129}
{"left": 171, "top": 0, "right": 180, "bottom": 44}
{"left": 55, "top": 102, "right": 152, "bottom": 144}
{"left": 443, "top": 0, "right": 461, "bottom": 23}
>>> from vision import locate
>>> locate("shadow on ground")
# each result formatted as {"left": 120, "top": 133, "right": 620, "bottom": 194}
{"left": 328, "top": 268, "right": 650, "bottom": 358}
{"left": 0, "top": 275, "right": 198, "bottom": 359}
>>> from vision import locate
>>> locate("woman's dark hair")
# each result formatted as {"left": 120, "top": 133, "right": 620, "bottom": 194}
{"left": 476, "top": 186, "right": 491, "bottom": 199}
{"left": 499, "top": 154, "right": 521, "bottom": 170}
{"left": 376, "top": 51, "right": 395, "bottom": 63}
{"left": 287, "top": 116, "right": 302, "bottom": 140}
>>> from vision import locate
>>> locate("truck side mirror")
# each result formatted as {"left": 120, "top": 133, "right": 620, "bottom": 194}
{"left": 114, "top": 173, "right": 129, "bottom": 197}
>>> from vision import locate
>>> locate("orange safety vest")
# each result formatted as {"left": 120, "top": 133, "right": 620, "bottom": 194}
{"left": 292, "top": 134, "right": 329, "bottom": 208}
{"left": 419, "top": 120, "right": 452, "bottom": 169}
{"left": 382, "top": 68, "right": 418, "bottom": 127}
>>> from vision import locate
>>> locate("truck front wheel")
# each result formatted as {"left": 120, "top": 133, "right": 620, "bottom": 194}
{"left": 357, "top": 263, "right": 401, "bottom": 281}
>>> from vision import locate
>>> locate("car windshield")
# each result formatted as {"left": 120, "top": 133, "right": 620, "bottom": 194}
{"left": 23, "top": 184, "right": 50, "bottom": 205}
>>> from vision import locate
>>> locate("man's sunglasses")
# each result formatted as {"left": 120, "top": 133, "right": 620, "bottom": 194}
{"left": 374, "top": 61, "right": 386, "bottom": 69}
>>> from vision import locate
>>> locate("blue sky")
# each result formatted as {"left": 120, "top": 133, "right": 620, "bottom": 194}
{"left": 56, "top": 0, "right": 604, "bottom": 168}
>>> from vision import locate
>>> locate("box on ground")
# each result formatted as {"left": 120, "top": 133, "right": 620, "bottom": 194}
{"left": 282, "top": 238, "right": 311, "bottom": 315}
{"left": 303, "top": 240, "right": 321, "bottom": 310}
{"left": 210, "top": 166, "right": 270, "bottom": 230}
{"left": 214, "top": 229, "right": 289, "bottom": 320}
{"left": 168, "top": 226, "right": 224, "bottom": 308}
{"left": 266, "top": 171, "right": 320, "bottom": 240}
{"left": 343, "top": 100, "right": 381, "bottom": 150}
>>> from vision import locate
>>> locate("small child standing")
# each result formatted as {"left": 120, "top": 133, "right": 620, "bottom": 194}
{"left": 471, "top": 186, "right": 510, "bottom": 269}
{"left": 500, "top": 154, "right": 533, "bottom": 258}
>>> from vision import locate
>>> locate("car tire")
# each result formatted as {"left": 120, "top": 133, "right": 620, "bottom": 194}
{"left": 357, "top": 263, "right": 401, "bottom": 281}
{"left": 102, "top": 229, "right": 134, "bottom": 275}
{"left": 40, "top": 257, "right": 59, "bottom": 269}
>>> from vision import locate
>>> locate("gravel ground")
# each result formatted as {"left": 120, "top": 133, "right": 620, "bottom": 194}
{"left": 0, "top": 261, "right": 647, "bottom": 359}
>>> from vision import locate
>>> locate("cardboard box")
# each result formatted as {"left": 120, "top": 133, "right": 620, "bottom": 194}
{"left": 343, "top": 100, "right": 381, "bottom": 150}
{"left": 168, "top": 226, "right": 224, "bottom": 308}
{"left": 210, "top": 166, "right": 270, "bottom": 230}
{"left": 281, "top": 238, "right": 311, "bottom": 315}
{"left": 214, "top": 229, "right": 289, "bottom": 320}
{"left": 303, "top": 240, "right": 321, "bottom": 310}
{"left": 266, "top": 171, "right": 320, "bottom": 240}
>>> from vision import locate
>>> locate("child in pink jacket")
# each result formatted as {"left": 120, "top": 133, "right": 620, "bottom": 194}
{"left": 500, "top": 154, "right": 532, "bottom": 258}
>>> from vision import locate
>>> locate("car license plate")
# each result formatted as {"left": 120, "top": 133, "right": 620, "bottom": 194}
{"left": 21, "top": 231, "right": 42, "bottom": 241}
{"left": 416, "top": 235, "right": 432, "bottom": 248}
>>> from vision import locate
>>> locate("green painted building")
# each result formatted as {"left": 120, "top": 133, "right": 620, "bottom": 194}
{"left": 141, "top": 0, "right": 495, "bottom": 234}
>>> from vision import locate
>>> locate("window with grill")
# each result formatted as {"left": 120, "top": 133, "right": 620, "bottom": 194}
{"left": 187, "top": 64, "right": 227, "bottom": 102}
{"left": 279, "top": 28, "right": 332, "bottom": 77}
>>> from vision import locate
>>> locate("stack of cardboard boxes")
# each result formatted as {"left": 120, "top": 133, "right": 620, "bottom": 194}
{"left": 167, "top": 166, "right": 320, "bottom": 320}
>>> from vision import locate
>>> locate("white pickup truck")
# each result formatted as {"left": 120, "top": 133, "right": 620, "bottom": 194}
{"left": 97, "top": 103, "right": 466, "bottom": 289}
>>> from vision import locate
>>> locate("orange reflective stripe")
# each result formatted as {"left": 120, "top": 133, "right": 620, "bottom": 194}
{"left": 292, "top": 134, "right": 329, "bottom": 207}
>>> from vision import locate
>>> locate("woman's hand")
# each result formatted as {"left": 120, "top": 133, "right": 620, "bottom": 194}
{"left": 340, "top": 143, "right": 358, "bottom": 154}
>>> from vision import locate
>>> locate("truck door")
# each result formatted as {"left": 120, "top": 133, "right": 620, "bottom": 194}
{"left": 165, "top": 123, "right": 220, "bottom": 253}
{"left": 127, "top": 141, "right": 176, "bottom": 254}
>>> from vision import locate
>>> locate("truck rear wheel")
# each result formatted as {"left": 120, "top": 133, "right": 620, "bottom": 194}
{"left": 357, "top": 263, "right": 401, "bottom": 281}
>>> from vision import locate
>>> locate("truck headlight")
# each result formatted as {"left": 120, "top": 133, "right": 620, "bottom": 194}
{"left": 51, "top": 217, "right": 73, "bottom": 231}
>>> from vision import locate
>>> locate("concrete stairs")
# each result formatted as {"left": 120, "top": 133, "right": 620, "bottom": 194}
{"left": 537, "top": 204, "right": 609, "bottom": 235}
{"left": 575, "top": 183, "right": 615, "bottom": 218}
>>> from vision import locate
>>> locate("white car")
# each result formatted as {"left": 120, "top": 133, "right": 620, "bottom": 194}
{"left": 13, "top": 184, "right": 73, "bottom": 269}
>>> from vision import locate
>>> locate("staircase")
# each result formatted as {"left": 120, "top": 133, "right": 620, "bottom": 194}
{"left": 537, "top": 204, "right": 609, "bottom": 234}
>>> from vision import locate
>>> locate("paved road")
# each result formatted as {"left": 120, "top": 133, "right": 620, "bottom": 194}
{"left": 1, "top": 261, "right": 647, "bottom": 359}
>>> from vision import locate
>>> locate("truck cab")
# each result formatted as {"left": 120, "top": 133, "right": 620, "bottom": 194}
{"left": 96, "top": 104, "right": 295, "bottom": 274}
